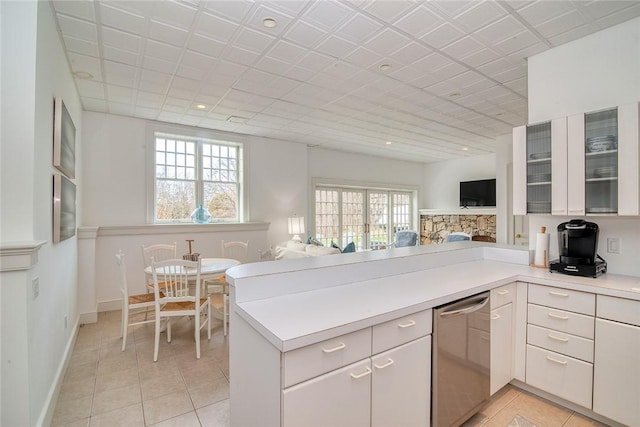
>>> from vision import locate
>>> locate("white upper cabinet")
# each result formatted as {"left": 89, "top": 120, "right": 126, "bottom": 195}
{"left": 515, "top": 102, "right": 640, "bottom": 216}
{"left": 513, "top": 117, "right": 567, "bottom": 215}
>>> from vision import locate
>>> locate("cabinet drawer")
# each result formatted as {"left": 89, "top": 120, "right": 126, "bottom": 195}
{"left": 372, "top": 309, "right": 432, "bottom": 354}
{"left": 491, "top": 283, "right": 516, "bottom": 309}
{"left": 597, "top": 295, "right": 640, "bottom": 326}
{"left": 283, "top": 328, "right": 372, "bottom": 388}
{"left": 528, "top": 284, "right": 595, "bottom": 315}
{"left": 526, "top": 345, "right": 593, "bottom": 409}
{"left": 527, "top": 324, "right": 594, "bottom": 363}
{"left": 528, "top": 304, "right": 594, "bottom": 339}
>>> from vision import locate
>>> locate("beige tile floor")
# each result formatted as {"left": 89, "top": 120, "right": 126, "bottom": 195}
{"left": 52, "top": 310, "right": 230, "bottom": 427}
{"left": 54, "top": 310, "right": 608, "bottom": 427}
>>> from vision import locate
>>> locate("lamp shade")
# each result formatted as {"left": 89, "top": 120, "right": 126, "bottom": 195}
{"left": 288, "top": 216, "right": 305, "bottom": 241}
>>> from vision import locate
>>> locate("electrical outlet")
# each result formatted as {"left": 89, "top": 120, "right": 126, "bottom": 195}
{"left": 32, "top": 278, "right": 39, "bottom": 299}
{"left": 607, "top": 237, "right": 620, "bottom": 254}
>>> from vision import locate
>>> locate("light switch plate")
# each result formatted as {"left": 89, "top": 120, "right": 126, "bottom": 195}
{"left": 607, "top": 238, "right": 620, "bottom": 254}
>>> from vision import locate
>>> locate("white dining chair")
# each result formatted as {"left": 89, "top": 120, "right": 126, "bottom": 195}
{"left": 151, "top": 257, "right": 211, "bottom": 361}
{"left": 115, "top": 251, "right": 160, "bottom": 351}
{"left": 141, "top": 242, "right": 176, "bottom": 291}
{"left": 208, "top": 240, "right": 249, "bottom": 336}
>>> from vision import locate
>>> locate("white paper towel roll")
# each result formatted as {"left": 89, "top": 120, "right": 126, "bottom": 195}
{"left": 534, "top": 231, "right": 550, "bottom": 267}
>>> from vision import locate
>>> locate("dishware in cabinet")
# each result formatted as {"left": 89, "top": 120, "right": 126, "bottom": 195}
{"left": 513, "top": 118, "right": 567, "bottom": 215}
{"left": 567, "top": 102, "right": 640, "bottom": 216}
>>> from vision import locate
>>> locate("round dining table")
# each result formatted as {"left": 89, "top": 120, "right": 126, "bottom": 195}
{"left": 144, "top": 257, "right": 241, "bottom": 282}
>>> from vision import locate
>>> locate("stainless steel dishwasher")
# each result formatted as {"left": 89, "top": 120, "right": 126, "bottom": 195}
{"left": 432, "top": 292, "right": 490, "bottom": 427}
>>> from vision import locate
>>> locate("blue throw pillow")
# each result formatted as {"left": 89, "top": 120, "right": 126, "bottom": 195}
{"left": 342, "top": 242, "right": 356, "bottom": 253}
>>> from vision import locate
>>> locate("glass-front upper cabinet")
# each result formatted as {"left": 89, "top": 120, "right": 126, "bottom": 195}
{"left": 525, "top": 123, "right": 552, "bottom": 214}
{"left": 513, "top": 117, "right": 567, "bottom": 216}
{"left": 584, "top": 108, "right": 618, "bottom": 214}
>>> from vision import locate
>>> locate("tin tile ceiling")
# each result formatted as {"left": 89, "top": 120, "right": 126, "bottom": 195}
{"left": 51, "top": 0, "right": 640, "bottom": 163}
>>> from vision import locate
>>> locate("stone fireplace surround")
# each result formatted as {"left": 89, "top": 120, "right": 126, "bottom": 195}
{"left": 421, "top": 213, "right": 496, "bottom": 244}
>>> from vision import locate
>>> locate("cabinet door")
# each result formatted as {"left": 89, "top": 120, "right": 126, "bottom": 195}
{"left": 618, "top": 102, "right": 640, "bottom": 215}
{"left": 526, "top": 122, "right": 552, "bottom": 214}
{"left": 551, "top": 117, "right": 568, "bottom": 215}
{"left": 567, "top": 113, "right": 586, "bottom": 216}
{"left": 371, "top": 336, "right": 431, "bottom": 427}
{"left": 513, "top": 125, "right": 527, "bottom": 215}
{"left": 593, "top": 318, "right": 640, "bottom": 426}
{"left": 491, "top": 303, "right": 513, "bottom": 395}
{"left": 584, "top": 108, "right": 618, "bottom": 214}
{"left": 283, "top": 359, "right": 371, "bottom": 427}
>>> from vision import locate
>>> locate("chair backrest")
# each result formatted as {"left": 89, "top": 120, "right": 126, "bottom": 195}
{"left": 151, "top": 258, "right": 201, "bottom": 303}
{"left": 115, "top": 250, "right": 129, "bottom": 298}
{"left": 221, "top": 240, "right": 249, "bottom": 263}
{"left": 445, "top": 232, "right": 471, "bottom": 242}
{"left": 141, "top": 242, "right": 177, "bottom": 267}
{"left": 395, "top": 230, "right": 418, "bottom": 247}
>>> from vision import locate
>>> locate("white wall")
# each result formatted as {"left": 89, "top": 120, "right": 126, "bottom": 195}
{"left": 1, "top": 2, "right": 82, "bottom": 425}
{"left": 421, "top": 153, "right": 497, "bottom": 210}
{"left": 526, "top": 17, "right": 640, "bottom": 276}
{"left": 529, "top": 16, "right": 640, "bottom": 122}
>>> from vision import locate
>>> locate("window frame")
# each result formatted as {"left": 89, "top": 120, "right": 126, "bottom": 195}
{"left": 146, "top": 124, "right": 246, "bottom": 224}
{"left": 311, "top": 178, "right": 419, "bottom": 249}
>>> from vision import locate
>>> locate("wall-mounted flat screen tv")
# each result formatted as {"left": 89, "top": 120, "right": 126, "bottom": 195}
{"left": 460, "top": 179, "right": 496, "bottom": 208}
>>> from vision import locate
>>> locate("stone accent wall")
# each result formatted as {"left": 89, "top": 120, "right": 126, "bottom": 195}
{"left": 421, "top": 214, "right": 496, "bottom": 244}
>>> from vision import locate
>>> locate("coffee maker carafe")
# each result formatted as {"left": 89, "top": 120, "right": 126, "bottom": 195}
{"left": 550, "top": 219, "right": 607, "bottom": 278}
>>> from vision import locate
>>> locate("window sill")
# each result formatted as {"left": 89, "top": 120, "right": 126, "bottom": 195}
{"left": 89, "top": 222, "right": 270, "bottom": 236}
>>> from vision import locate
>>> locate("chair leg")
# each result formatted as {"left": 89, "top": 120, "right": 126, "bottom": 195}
{"left": 153, "top": 313, "right": 161, "bottom": 362}
{"left": 167, "top": 318, "right": 172, "bottom": 343}
{"left": 207, "top": 300, "right": 211, "bottom": 340}
{"left": 195, "top": 310, "right": 201, "bottom": 359}
{"left": 223, "top": 295, "right": 228, "bottom": 337}
{"left": 121, "top": 305, "right": 129, "bottom": 351}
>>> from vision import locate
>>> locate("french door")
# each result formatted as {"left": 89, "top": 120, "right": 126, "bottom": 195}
{"left": 314, "top": 187, "right": 414, "bottom": 250}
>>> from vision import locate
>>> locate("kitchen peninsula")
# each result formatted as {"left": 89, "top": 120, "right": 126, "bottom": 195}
{"left": 226, "top": 242, "right": 640, "bottom": 427}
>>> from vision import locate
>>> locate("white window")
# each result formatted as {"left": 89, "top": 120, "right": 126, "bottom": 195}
{"left": 314, "top": 185, "right": 416, "bottom": 249}
{"left": 152, "top": 131, "right": 243, "bottom": 223}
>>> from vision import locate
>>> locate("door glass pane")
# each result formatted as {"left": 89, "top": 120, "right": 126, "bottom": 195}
{"left": 315, "top": 189, "right": 340, "bottom": 246}
{"left": 392, "top": 192, "right": 412, "bottom": 237}
{"left": 585, "top": 108, "right": 618, "bottom": 214}
{"left": 342, "top": 191, "right": 365, "bottom": 250}
{"left": 369, "top": 192, "right": 389, "bottom": 249}
{"left": 526, "top": 122, "right": 552, "bottom": 213}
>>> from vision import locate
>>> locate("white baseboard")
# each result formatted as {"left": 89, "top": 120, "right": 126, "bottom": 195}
{"left": 36, "top": 316, "right": 80, "bottom": 427}
{"left": 97, "top": 299, "right": 122, "bottom": 313}
{"left": 79, "top": 311, "right": 98, "bottom": 324}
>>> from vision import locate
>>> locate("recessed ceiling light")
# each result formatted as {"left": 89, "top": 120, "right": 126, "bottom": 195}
{"left": 263, "top": 18, "right": 277, "bottom": 28}
{"left": 73, "top": 71, "right": 93, "bottom": 80}
{"left": 449, "top": 92, "right": 461, "bottom": 98}
{"left": 386, "top": 141, "right": 393, "bottom": 145}
{"left": 227, "top": 116, "right": 249, "bottom": 124}
{"left": 462, "top": 147, "right": 469, "bottom": 151}
{"left": 196, "top": 104, "right": 207, "bottom": 109}
{"left": 379, "top": 64, "right": 392, "bottom": 71}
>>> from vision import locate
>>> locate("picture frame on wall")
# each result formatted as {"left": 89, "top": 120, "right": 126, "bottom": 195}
{"left": 53, "top": 174, "right": 76, "bottom": 243}
{"left": 53, "top": 97, "right": 76, "bottom": 179}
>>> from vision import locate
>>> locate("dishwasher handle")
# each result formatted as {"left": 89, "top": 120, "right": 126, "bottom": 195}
{"left": 439, "top": 295, "right": 489, "bottom": 318}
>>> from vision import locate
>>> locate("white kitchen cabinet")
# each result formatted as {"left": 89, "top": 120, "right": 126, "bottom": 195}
{"left": 515, "top": 102, "right": 639, "bottom": 216}
{"left": 283, "top": 359, "right": 372, "bottom": 427}
{"left": 371, "top": 337, "right": 431, "bottom": 427}
{"left": 490, "top": 302, "right": 513, "bottom": 395}
{"left": 282, "top": 311, "right": 432, "bottom": 427}
{"left": 593, "top": 296, "right": 640, "bottom": 426}
{"left": 513, "top": 118, "right": 567, "bottom": 215}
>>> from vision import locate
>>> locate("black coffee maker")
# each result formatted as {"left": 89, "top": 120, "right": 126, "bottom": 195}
{"left": 549, "top": 219, "right": 607, "bottom": 278}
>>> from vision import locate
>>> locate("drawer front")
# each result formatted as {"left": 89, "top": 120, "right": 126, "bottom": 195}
{"left": 527, "top": 324, "right": 594, "bottom": 363}
{"left": 372, "top": 309, "right": 432, "bottom": 354}
{"left": 597, "top": 295, "right": 640, "bottom": 326}
{"left": 283, "top": 328, "right": 372, "bottom": 388}
{"left": 526, "top": 345, "right": 593, "bottom": 409}
{"left": 491, "top": 282, "right": 516, "bottom": 309}
{"left": 527, "top": 304, "right": 594, "bottom": 339}
{"left": 528, "top": 283, "right": 595, "bottom": 315}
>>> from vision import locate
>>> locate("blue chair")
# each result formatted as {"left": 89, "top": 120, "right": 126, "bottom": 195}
{"left": 394, "top": 230, "right": 418, "bottom": 247}
{"left": 445, "top": 232, "right": 471, "bottom": 242}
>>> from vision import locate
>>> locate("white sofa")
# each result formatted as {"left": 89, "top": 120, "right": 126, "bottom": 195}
{"left": 274, "top": 240, "right": 341, "bottom": 260}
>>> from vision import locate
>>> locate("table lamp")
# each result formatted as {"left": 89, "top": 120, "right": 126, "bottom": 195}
{"left": 288, "top": 216, "right": 305, "bottom": 242}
